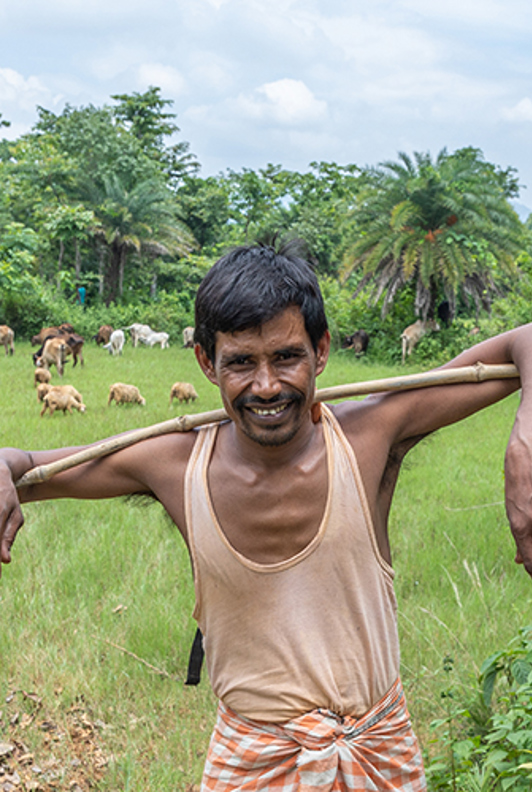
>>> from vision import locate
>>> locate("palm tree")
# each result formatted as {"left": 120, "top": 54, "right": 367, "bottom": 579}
{"left": 88, "top": 174, "right": 195, "bottom": 304}
{"left": 342, "top": 149, "right": 525, "bottom": 320}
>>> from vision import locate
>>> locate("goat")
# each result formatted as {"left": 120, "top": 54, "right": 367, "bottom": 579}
{"left": 401, "top": 319, "right": 440, "bottom": 364}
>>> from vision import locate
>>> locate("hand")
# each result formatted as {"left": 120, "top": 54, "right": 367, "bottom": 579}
{"left": 0, "top": 471, "right": 25, "bottom": 577}
{"left": 505, "top": 417, "right": 532, "bottom": 578}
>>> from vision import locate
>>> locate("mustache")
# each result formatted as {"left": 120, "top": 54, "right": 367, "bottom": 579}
{"left": 234, "top": 392, "right": 303, "bottom": 411}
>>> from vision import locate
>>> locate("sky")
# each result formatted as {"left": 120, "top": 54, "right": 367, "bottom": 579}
{"left": 1, "top": 0, "right": 532, "bottom": 212}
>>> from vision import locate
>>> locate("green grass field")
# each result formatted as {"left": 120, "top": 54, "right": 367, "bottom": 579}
{"left": 0, "top": 341, "right": 530, "bottom": 790}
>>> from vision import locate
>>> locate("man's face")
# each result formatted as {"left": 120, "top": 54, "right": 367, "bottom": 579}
{"left": 196, "top": 307, "right": 330, "bottom": 447}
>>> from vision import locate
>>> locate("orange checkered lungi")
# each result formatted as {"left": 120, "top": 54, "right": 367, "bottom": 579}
{"left": 201, "top": 678, "right": 426, "bottom": 791}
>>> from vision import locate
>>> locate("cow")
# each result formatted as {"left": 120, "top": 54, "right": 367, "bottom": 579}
{"left": 341, "top": 330, "right": 369, "bottom": 356}
{"left": 92, "top": 325, "right": 114, "bottom": 345}
{"left": 0, "top": 325, "right": 14, "bottom": 356}
{"left": 401, "top": 319, "right": 440, "bottom": 364}
{"left": 183, "top": 326, "right": 195, "bottom": 348}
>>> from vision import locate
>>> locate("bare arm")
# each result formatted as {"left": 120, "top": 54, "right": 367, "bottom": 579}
{"left": 337, "top": 323, "right": 532, "bottom": 573}
{"left": 0, "top": 430, "right": 197, "bottom": 575}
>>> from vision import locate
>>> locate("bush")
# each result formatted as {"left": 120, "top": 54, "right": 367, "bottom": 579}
{"left": 426, "top": 627, "right": 532, "bottom": 791}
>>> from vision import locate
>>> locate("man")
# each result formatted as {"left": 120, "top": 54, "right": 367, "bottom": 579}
{"left": 1, "top": 242, "right": 532, "bottom": 791}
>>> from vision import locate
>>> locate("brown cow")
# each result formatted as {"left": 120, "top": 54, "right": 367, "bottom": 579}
{"left": 0, "top": 325, "right": 14, "bottom": 356}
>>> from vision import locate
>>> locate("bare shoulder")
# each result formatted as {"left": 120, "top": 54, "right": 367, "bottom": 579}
{"left": 106, "top": 428, "right": 199, "bottom": 491}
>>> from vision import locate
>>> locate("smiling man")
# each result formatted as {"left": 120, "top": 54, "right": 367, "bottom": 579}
{"left": 1, "top": 242, "right": 532, "bottom": 791}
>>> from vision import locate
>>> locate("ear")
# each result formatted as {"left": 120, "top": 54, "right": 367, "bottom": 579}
{"left": 195, "top": 344, "right": 218, "bottom": 385}
{"left": 315, "top": 330, "right": 331, "bottom": 376}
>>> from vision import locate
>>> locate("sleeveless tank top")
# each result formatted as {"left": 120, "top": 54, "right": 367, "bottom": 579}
{"left": 185, "top": 404, "right": 400, "bottom": 722}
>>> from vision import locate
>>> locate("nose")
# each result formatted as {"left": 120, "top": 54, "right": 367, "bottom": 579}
{"left": 250, "top": 361, "right": 282, "bottom": 400}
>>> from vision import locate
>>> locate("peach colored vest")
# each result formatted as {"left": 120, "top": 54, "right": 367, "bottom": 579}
{"left": 185, "top": 405, "right": 400, "bottom": 722}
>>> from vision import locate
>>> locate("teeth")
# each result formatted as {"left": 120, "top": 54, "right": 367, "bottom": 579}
{"left": 250, "top": 405, "right": 287, "bottom": 416}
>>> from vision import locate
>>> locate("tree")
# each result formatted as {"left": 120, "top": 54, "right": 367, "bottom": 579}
{"left": 111, "top": 87, "right": 199, "bottom": 188}
{"left": 343, "top": 148, "right": 525, "bottom": 320}
{"left": 87, "top": 174, "right": 195, "bottom": 304}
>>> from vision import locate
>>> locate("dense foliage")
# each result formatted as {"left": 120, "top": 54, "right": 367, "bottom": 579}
{"left": 0, "top": 88, "right": 531, "bottom": 360}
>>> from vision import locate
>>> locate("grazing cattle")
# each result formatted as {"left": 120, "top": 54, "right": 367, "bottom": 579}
{"left": 401, "top": 319, "right": 440, "bottom": 364}
{"left": 41, "top": 389, "right": 86, "bottom": 417}
{"left": 341, "top": 330, "right": 369, "bottom": 356}
{"left": 183, "top": 326, "right": 195, "bottom": 348}
{"left": 143, "top": 331, "right": 169, "bottom": 349}
{"left": 92, "top": 325, "right": 114, "bottom": 345}
{"left": 0, "top": 325, "right": 14, "bottom": 356}
{"left": 34, "top": 368, "right": 52, "bottom": 387}
{"left": 34, "top": 337, "right": 69, "bottom": 377}
{"left": 126, "top": 323, "right": 154, "bottom": 347}
{"left": 103, "top": 329, "right": 125, "bottom": 356}
{"left": 108, "top": 383, "right": 146, "bottom": 406}
{"left": 169, "top": 382, "right": 199, "bottom": 406}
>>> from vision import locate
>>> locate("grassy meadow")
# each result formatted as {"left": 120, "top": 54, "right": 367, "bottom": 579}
{"left": 0, "top": 340, "right": 530, "bottom": 790}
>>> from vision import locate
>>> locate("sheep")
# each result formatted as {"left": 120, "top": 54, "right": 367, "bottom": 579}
{"left": 40, "top": 389, "right": 86, "bottom": 417}
{"left": 103, "top": 329, "right": 125, "bottom": 356}
{"left": 34, "top": 368, "right": 52, "bottom": 387}
{"left": 108, "top": 382, "right": 146, "bottom": 407}
{"left": 37, "top": 383, "right": 83, "bottom": 405}
{"left": 169, "top": 381, "right": 199, "bottom": 406}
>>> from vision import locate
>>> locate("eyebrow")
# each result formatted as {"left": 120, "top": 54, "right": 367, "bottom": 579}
{"left": 220, "top": 344, "right": 308, "bottom": 366}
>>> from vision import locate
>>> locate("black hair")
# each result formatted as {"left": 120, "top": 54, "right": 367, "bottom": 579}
{"left": 194, "top": 240, "right": 328, "bottom": 363}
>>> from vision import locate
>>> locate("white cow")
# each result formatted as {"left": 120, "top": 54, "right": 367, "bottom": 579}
{"left": 401, "top": 319, "right": 440, "bottom": 364}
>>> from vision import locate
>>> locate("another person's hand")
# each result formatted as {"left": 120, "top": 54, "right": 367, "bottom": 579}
{"left": 0, "top": 463, "right": 25, "bottom": 576}
{"left": 505, "top": 416, "right": 532, "bottom": 578}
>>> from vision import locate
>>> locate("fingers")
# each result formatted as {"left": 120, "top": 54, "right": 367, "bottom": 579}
{"left": 0, "top": 505, "right": 24, "bottom": 571}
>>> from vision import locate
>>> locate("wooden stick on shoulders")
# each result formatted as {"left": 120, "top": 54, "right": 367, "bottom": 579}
{"left": 15, "top": 362, "right": 519, "bottom": 489}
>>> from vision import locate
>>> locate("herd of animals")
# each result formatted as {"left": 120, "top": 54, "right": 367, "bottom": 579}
{"left": 0, "top": 313, "right": 471, "bottom": 417}
{"left": 0, "top": 321, "right": 199, "bottom": 417}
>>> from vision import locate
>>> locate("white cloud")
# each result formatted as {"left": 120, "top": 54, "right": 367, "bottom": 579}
{"left": 237, "top": 79, "right": 327, "bottom": 125}
{"left": 136, "top": 63, "right": 186, "bottom": 95}
{"left": 501, "top": 98, "right": 532, "bottom": 122}
{"left": 0, "top": 68, "right": 51, "bottom": 111}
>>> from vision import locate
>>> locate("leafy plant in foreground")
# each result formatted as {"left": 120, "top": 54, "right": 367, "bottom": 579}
{"left": 426, "top": 627, "right": 532, "bottom": 791}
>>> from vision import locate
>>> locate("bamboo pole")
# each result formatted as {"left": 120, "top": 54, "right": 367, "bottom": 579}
{"left": 15, "top": 362, "right": 519, "bottom": 489}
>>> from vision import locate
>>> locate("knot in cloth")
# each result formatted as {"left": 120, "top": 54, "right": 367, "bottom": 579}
{"left": 201, "top": 679, "right": 427, "bottom": 791}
